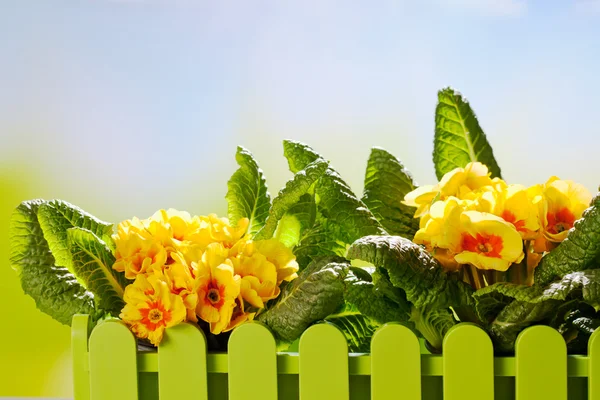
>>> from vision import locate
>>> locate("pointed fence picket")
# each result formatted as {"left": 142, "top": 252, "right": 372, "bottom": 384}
{"left": 72, "top": 315, "right": 599, "bottom": 400}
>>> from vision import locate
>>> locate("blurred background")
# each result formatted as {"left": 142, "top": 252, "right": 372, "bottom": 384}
{"left": 1, "top": 0, "right": 600, "bottom": 397}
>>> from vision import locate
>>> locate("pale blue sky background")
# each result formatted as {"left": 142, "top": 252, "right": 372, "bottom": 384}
{"left": 1, "top": 0, "right": 600, "bottom": 397}
{"left": 2, "top": 0, "right": 600, "bottom": 223}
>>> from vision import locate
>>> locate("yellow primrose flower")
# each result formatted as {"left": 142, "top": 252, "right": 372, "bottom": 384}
{"left": 120, "top": 274, "right": 186, "bottom": 346}
{"left": 252, "top": 239, "right": 299, "bottom": 283}
{"left": 113, "top": 217, "right": 152, "bottom": 241}
{"left": 438, "top": 162, "right": 493, "bottom": 199}
{"left": 402, "top": 185, "right": 440, "bottom": 218}
{"left": 489, "top": 184, "right": 541, "bottom": 240}
{"left": 540, "top": 177, "right": 592, "bottom": 242}
{"left": 188, "top": 214, "right": 249, "bottom": 250}
{"left": 233, "top": 252, "right": 280, "bottom": 309}
{"left": 223, "top": 295, "right": 256, "bottom": 332}
{"left": 160, "top": 252, "right": 200, "bottom": 322}
{"left": 403, "top": 162, "right": 494, "bottom": 218}
{"left": 142, "top": 209, "right": 199, "bottom": 255}
{"left": 195, "top": 243, "right": 241, "bottom": 334}
{"left": 113, "top": 232, "right": 168, "bottom": 280}
{"left": 413, "top": 197, "right": 464, "bottom": 253}
{"left": 455, "top": 211, "right": 524, "bottom": 271}
{"left": 147, "top": 209, "right": 198, "bottom": 241}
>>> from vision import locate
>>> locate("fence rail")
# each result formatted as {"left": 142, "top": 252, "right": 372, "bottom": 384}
{"left": 72, "top": 314, "right": 600, "bottom": 400}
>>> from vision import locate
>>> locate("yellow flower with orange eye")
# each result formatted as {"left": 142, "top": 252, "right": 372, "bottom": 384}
{"left": 498, "top": 185, "right": 541, "bottom": 240}
{"left": 195, "top": 243, "right": 241, "bottom": 335}
{"left": 455, "top": 211, "right": 524, "bottom": 271}
{"left": 475, "top": 184, "right": 541, "bottom": 240}
{"left": 120, "top": 274, "right": 186, "bottom": 346}
{"left": 413, "top": 198, "right": 524, "bottom": 271}
{"left": 113, "top": 231, "right": 168, "bottom": 280}
{"left": 540, "top": 177, "right": 592, "bottom": 242}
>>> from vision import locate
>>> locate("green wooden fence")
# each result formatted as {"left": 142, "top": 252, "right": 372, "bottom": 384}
{"left": 72, "top": 314, "right": 599, "bottom": 400}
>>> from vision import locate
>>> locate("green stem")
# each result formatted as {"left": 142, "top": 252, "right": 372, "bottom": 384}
{"left": 469, "top": 264, "right": 483, "bottom": 290}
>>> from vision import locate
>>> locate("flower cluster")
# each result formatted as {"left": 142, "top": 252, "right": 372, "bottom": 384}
{"left": 403, "top": 162, "right": 592, "bottom": 278}
{"left": 113, "top": 209, "right": 298, "bottom": 345}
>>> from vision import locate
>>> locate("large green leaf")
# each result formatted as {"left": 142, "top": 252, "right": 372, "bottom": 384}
{"left": 535, "top": 193, "right": 600, "bottom": 286}
{"left": 254, "top": 158, "right": 328, "bottom": 241}
{"left": 344, "top": 268, "right": 412, "bottom": 326}
{"left": 226, "top": 146, "right": 271, "bottom": 235}
{"left": 410, "top": 305, "right": 456, "bottom": 351}
{"left": 37, "top": 199, "right": 114, "bottom": 276}
{"left": 273, "top": 193, "right": 317, "bottom": 248}
{"left": 292, "top": 222, "right": 347, "bottom": 270}
{"left": 283, "top": 140, "right": 386, "bottom": 245}
{"left": 481, "top": 270, "right": 600, "bottom": 351}
{"left": 434, "top": 87, "right": 502, "bottom": 180}
{"left": 324, "top": 303, "right": 380, "bottom": 353}
{"left": 347, "top": 235, "right": 474, "bottom": 310}
{"left": 257, "top": 256, "right": 349, "bottom": 343}
{"left": 67, "top": 227, "right": 128, "bottom": 316}
{"left": 362, "top": 147, "right": 420, "bottom": 238}
{"left": 9, "top": 200, "right": 96, "bottom": 325}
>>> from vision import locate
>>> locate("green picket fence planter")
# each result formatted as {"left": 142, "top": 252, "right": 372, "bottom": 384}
{"left": 72, "top": 314, "right": 600, "bottom": 400}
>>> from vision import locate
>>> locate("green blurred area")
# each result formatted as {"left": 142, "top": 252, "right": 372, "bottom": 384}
{"left": 0, "top": 169, "right": 72, "bottom": 398}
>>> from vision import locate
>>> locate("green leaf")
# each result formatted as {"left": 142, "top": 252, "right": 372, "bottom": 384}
{"left": 534, "top": 193, "right": 600, "bottom": 286}
{"left": 344, "top": 268, "right": 413, "bottom": 327}
{"left": 67, "top": 227, "right": 128, "bottom": 316}
{"left": 473, "top": 287, "right": 515, "bottom": 324}
{"left": 254, "top": 158, "right": 328, "bottom": 241}
{"left": 362, "top": 147, "right": 420, "bottom": 238}
{"left": 9, "top": 200, "right": 96, "bottom": 325}
{"left": 347, "top": 235, "right": 473, "bottom": 310}
{"left": 282, "top": 140, "right": 321, "bottom": 174}
{"left": 273, "top": 193, "right": 317, "bottom": 248}
{"left": 324, "top": 303, "right": 380, "bottom": 353}
{"left": 410, "top": 305, "right": 456, "bottom": 351}
{"left": 283, "top": 140, "right": 386, "bottom": 245}
{"left": 37, "top": 199, "right": 114, "bottom": 276}
{"left": 293, "top": 222, "right": 347, "bottom": 270}
{"left": 481, "top": 270, "right": 600, "bottom": 351}
{"left": 226, "top": 146, "right": 271, "bottom": 235}
{"left": 257, "top": 256, "right": 349, "bottom": 342}
{"left": 434, "top": 87, "right": 502, "bottom": 180}
{"left": 372, "top": 267, "right": 412, "bottom": 308}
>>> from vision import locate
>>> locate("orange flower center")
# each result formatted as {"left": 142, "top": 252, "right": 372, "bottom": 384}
{"left": 140, "top": 301, "right": 172, "bottom": 331}
{"left": 462, "top": 233, "right": 503, "bottom": 258}
{"left": 502, "top": 210, "right": 526, "bottom": 231}
{"left": 547, "top": 208, "right": 575, "bottom": 234}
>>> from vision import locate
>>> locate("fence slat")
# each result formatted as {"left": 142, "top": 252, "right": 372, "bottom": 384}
{"left": 299, "top": 323, "right": 349, "bottom": 400}
{"left": 443, "top": 323, "right": 494, "bottom": 400}
{"left": 589, "top": 329, "right": 600, "bottom": 400}
{"left": 89, "top": 320, "right": 138, "bottom": 400}
{"left": 228, "top": 322, "right": 278, "bottom": 400}
{"left": 516, "top": 325, "right": 567, "bottom": 400}
{"left": 158, "top": 323, "right": 208, "bottom": 400}
{"left": 371, "top": 323, "right": 420, "bottom": 400}
{"left": 72, "top": 314, "right": 91, "bottom": 400}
